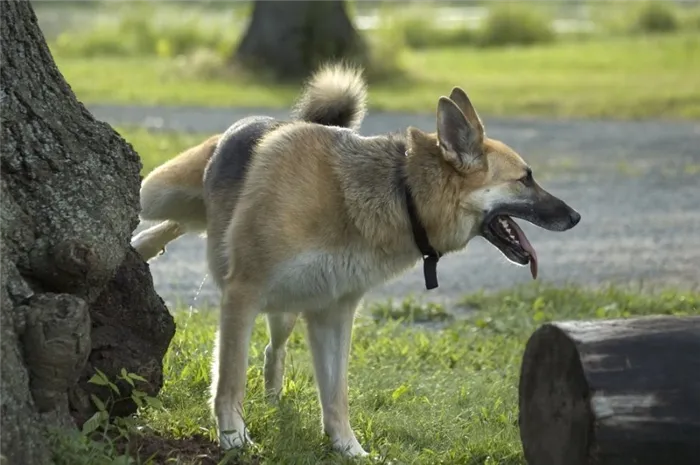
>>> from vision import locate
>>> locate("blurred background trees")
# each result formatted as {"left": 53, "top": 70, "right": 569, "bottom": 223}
{"left": 41, "top": 0, "right": 700, "bottom": 85}
{"left": 233, "top": 0, "right": 366, "bottom": 80}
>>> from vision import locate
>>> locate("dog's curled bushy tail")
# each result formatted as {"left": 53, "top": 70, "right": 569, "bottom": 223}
{"left": 291, "top": 63, "right": 368, "bottom": 131}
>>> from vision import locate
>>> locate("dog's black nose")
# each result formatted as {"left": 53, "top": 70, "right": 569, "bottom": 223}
{"left": 569, "top": 210, "right": 581, "bottom": 227}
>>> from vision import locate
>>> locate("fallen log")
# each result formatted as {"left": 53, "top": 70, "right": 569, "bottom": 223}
{"left": 518, "top": 315, "right": 700, "bottom": 465}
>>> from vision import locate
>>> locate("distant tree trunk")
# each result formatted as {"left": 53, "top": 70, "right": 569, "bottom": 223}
{"left": 0, "top": 1, "right": 175, "bottom": 463}
{"left": 233, "top": 0, "right": 366, "bottom": 80}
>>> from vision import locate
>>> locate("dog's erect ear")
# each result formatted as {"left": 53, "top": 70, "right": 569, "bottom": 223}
{"left": 436, "top": 96, "right": 484, "bottom": 169}
{"left": 449, "top": 87, "right": 485, "bottom": 138}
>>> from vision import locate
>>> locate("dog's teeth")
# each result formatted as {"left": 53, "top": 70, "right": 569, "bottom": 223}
{"left": 498, "top": 218, "right": 519, "bottom": 243}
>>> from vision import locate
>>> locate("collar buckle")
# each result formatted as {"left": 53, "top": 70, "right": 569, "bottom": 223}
{"left": 403, "top": 181, "right": 441, "bottom": 291}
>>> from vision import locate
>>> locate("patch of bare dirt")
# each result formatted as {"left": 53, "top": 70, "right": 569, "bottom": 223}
{"left": 117, "top": 433, "right": 261, "bottom": 465}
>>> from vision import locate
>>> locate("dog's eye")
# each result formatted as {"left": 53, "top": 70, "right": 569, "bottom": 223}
{"left": 519, "top": 169, "right": 533, "bottom": 186}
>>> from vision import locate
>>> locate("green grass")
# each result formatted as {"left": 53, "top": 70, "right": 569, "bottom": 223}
{"left": 476, "top": 4, "right": 555, "bottom": 47}
{"left": 55, "top": 284, "right": 699, "bottom": 464}
{"left": 365, "top": 1, "right": 556, "bottom": 50}
{"left": 116, "top": 127, "right": 207, "bottom": 176}
{"left": 59, "top": 32, "right": 700, "bottom": 120}
{"left": 592, "top": 0, "right": 692, "bottom": 36}
{"left": 47, "top": 2, "right": 246, "bottom": 59}
{"left": 633, "top": 1, "right": 680, "bottom": 33}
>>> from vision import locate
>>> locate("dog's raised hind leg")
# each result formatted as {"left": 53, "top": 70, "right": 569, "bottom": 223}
{"left": 131, "top": 220, "right": 184, "bottom": 261}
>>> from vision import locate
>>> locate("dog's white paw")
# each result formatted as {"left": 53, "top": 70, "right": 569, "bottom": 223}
{"left": 131, "top": 232, "right": 164, "bottom": 262}
{"left": 219, "top": 428, "right": 254, "bottom": 451}
{"left": 331, "top": 436, "right": 369, "bottom": 458}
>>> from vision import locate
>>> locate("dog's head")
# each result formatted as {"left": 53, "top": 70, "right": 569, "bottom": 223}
{"left": 406, "top": 87, "right": 580, "bottom": 279}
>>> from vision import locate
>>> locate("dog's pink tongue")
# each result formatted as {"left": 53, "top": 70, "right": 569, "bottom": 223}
{"left": 508, "top": 219, "right": 539, "bottom": 280}
{"left": 526, "top": 243, "right": 538, "bottom": 280}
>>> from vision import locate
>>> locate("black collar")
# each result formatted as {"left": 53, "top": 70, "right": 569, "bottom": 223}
{"left": 402, "top": 152, "right": 442, "bottom": 290}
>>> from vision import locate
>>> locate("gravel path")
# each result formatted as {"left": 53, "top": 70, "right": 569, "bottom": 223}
{"left": 88, "top": 104, "right": 700, "bottom": 309}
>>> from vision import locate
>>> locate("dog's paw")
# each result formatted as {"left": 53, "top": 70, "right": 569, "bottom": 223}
{"left": 219, "top": 428, "right": 254, "bottom": 451}
{"left": 331, "top": 436, "right": 369, "bottom": 458}
{"left": 131, "top": 234, "right": 164, "bottom": 262}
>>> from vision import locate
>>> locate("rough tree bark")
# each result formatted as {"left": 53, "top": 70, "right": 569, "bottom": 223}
{"left": 0, "top": 1, "right": 176, "bottom": 464}
{"left": 518, "top": 316, "right": 700, "bottom": 465}
{"left": 233, "top": 0, "right": 366, "bottom": 80}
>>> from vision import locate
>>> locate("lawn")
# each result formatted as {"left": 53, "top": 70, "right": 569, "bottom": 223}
{"left": 53, "top": 284, "right": 699, "bottom": 464}
{"left": 117, "top": 126, "right": 208, "bottom": 176}
{"left": 59, "top": 33, "right": 700, "bottom": 120}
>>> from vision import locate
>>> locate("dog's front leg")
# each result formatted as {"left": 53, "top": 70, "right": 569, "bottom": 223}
{"left": 304, "top": 295, "right": 368, "bottom": 457}
{"left": 212, "top": 281, "right": 258, "bottom": 450}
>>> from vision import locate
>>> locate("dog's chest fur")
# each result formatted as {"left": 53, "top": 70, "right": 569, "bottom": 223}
{"left": 262, "top": 246, "right": 418, "bottom": 313}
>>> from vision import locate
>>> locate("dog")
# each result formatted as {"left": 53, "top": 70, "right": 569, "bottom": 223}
{"left": 131, "top": 62, "right": 581, "bottom": 457}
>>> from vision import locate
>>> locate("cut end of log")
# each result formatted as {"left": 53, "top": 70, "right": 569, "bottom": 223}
{"left": 518, "top": 316, "right": 700, "bottom": 465}
{"left": 518, "top": 324, "right": 593, "bottom": 465}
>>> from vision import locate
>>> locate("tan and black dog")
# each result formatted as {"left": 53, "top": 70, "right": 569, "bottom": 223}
{"left": 132, "top": 62, "right": 581, "bottom": 457}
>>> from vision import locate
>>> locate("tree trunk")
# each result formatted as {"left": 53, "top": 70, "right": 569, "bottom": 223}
{"left": 233, "top": 0, "right": 366, "bottom": 81}
{"left": 0, "top": 1, "right": 175, "bottom": 463}
{"left": 518, "top": 316, "right": 700, "bottom": 465}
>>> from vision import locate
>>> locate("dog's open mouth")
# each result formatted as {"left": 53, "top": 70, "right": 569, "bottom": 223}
{"left": 482, "top": 215, "right": 538, "bottom": 279}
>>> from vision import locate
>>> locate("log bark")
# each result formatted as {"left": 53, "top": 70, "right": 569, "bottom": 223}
{"left": 518, "top": 316, "right": 700, "bottom": 465}
{"left": 233, "top": 0, "right": 366, "bottom": 80}
{"left": 0, "top": 1, "right": 175, "bottom": 463}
